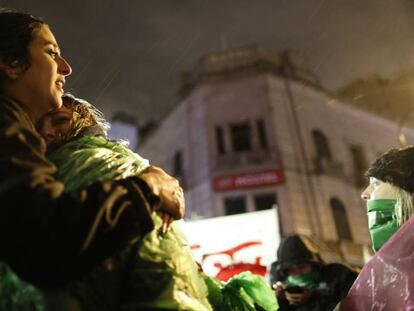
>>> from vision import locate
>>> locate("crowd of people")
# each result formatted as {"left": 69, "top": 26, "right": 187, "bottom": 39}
{"left": 0, "top": 8, "right": 413, "bottom": 311}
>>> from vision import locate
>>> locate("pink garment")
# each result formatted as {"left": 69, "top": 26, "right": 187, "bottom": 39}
{"left": 340, "top": 215, "right": 414, "bottom": 310}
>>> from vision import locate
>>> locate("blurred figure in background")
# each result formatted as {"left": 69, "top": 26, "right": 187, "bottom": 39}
{"left": 270, "top": 235, "right": 357, "bottom": 311}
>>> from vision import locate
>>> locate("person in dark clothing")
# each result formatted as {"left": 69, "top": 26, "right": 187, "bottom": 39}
{"left": 0, "top": 9, "right": 184, "bottom": 290}
{"left": 270, "top": 235, "right": 357, "bottom": 311}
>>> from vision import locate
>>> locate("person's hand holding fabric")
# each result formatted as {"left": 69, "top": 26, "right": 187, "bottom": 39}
{"left": 139, "top": 166, "right": 185, "bottom": 220}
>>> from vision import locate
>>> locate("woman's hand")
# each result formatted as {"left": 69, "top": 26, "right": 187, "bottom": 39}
{"left": 157, "top": 211, "right": 174, "bottom": 235}
{"left": 139, "top": 166, "right": 185, "bottom": 220}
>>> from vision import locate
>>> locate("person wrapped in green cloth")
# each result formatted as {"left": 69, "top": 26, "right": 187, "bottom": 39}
{"left": 36, "top": 93, "right": 209, "bottom": 310}
{"left": 36, "top": 93, "right": 278, "bottom": 310}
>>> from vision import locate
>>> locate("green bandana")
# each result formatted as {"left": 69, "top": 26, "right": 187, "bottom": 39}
{"left": 367, "top": 199, "right": 399, "bottom": 252}
{"left": 286, "top": 268, "right": 319, "bottom": 290}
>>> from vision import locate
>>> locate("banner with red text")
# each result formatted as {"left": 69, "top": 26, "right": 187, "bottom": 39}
{"left": 181, "top": 208, "right": 280, "bottom": 281}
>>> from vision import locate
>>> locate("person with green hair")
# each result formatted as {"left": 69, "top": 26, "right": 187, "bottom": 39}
{"left": 34, "top": 93, "right": 279, "bottom": 310}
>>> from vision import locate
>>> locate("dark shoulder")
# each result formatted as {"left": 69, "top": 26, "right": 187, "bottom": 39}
{"left": 0, "top": 95, "right": 34, "bottom": 130}
{"left": 269, "top": 261, "right": 286, "bottom": 284}
{"left": 320, "top": 263, "right": 358, "bottom": 282}
{"left": 322, "top": 263, "right": 356, "bottom": 273}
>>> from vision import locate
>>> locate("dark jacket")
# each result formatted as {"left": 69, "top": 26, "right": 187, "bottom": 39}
{"left": 0, "top": 95, "right": 156, "bottom": 288}
{"left": 270, "top": 236, "right": 358, "bottom": 311}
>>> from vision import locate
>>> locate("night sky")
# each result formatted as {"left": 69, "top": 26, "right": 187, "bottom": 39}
{"left": 1, "top": 0, "right": 414, "bottom": 124}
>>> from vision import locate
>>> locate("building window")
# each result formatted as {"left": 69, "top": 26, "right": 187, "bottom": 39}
{"left": 254, "top": 193, "right": 277, "bottom": 211}
{"left": 215, "top": 126, "right": 226, "bottom": 155}
{"left": 173, "top": 151, "right": 183, "bottom": 177}
{"left": 256, "top": 119, "right": 269, "bottom": 149}
{"left": 350, "top": 145, "right": 368, "bottom": 188}
{"left": 330, "top": 197, "right": 352, "bottom": 241}
{"left": 224, "top": 197, "right": 247, "bottom": 215}
{"left": 312, "top": 129, "right": 332, "bottom": 172}
{"left": 230, "top": 122, "right": 251, "bottom": 152}
{"left": 173, "top": 150, "right": 186, "bottom": 188}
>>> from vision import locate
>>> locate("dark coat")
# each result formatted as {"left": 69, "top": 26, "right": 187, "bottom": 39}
{"left": 0, "top": 95, "right": 156, "bottom": 288}
{"left": 270, "top": 262, "right": 357, "bottom": 311}
{"left": 269, "top": 236, "right": 357, "bottom": 311}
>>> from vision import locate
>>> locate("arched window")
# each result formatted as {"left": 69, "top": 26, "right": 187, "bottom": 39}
{"left": 330, "top": 197, "right": 352, "bottom": 241}
{"left": 173, "top": 151, "right": 183, "bottom": 177}
{"left": 312, "top": 129, "right": 332, "bottom": 172}
{"left": 173, "top": 150, "right": 186, "bottom": 189}
{"left": 349, "top": 144, "right": 368, "bottom": 188}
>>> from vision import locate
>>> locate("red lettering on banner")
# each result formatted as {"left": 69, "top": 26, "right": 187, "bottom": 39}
{"left": 214, "top": 170, "right": 284, "bottom": 191}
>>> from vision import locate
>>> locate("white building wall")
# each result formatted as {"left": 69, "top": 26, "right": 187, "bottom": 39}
{"left": 139, "top": 90, "right": 215, "bottom": 218}
{"left": 267, "top": 74, "right": 414, "bottom": 244}
{"left": 139, "top": 68, "right": 414, "bottom": 249}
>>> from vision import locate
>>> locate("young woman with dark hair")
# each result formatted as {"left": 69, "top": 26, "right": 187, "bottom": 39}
{"left": 0, "top": 9, "right": 183, "bottom": 292}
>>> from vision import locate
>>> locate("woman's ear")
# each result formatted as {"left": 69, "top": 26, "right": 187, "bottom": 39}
{"left": 0, "top": 60, "right": 22, "bottom": 80}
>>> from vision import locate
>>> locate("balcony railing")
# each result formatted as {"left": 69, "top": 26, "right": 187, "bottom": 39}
{"left": 214, "top": 149, "right": 278, "bottom": 170}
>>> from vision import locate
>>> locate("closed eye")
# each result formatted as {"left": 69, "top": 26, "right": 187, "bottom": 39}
{"left": 50, "top": 113, "right": 71, "bottom": 127}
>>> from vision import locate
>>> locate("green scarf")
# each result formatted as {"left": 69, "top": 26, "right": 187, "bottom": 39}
{"left": 286, "top": 268, "right": 319, "bottom": 290}
{"left": 367, "top": 199, "right": 399, "bottom": 252}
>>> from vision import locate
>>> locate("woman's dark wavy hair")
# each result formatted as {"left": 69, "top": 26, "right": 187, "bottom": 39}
{"left": 0, "top": 9, "right": 45, "bottom": 86}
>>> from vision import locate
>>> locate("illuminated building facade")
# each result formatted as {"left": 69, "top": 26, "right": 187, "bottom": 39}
{"left": 138, "top": 47, "right": 414, "bottom": 265}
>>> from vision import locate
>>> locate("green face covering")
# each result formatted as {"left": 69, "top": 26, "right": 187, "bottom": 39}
{"left": 286, "top": 268, "right": 319, "bottom": 290}
{"left": 367, "top": 199, "right": 399, "bottom": 252}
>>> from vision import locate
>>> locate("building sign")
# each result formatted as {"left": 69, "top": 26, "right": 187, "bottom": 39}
{"left": 181, "top": 209, "right": 280, "bottom": 281}
{"left": 214, "top": 169, "right": 284, "bottom": 191}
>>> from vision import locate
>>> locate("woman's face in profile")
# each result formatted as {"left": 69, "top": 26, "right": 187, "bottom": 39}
{"left": 10, "top": 25, "right": 72, "bottom": 121}
{"left": 361, "top": 177, "right": 397, "bottom": 201}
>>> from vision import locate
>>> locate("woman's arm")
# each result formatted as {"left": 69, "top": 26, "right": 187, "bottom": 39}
{"left": 0, "top": 100, "right": 161, "bottom": 287}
